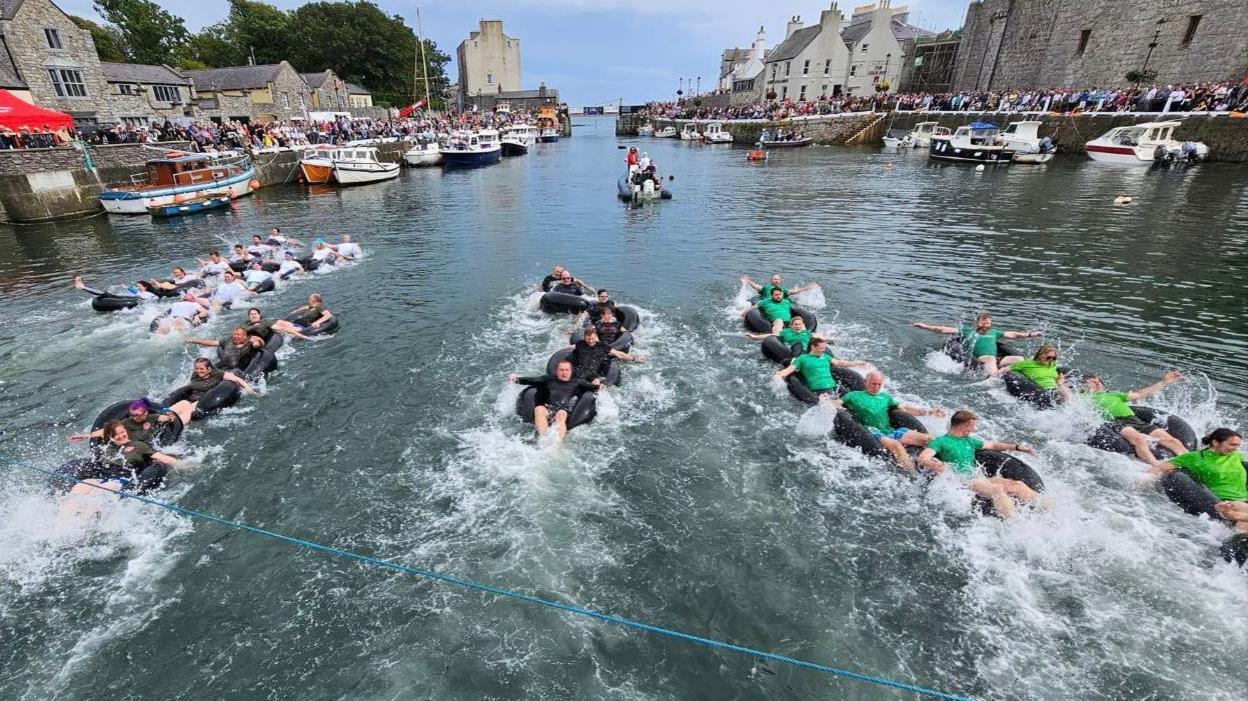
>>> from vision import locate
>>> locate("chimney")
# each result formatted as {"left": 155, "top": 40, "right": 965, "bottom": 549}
{"left": 786, "top": 15, "right": 803, "bottom": 39}
{"left": 539, "top": 82, "right": 547, "bottom": 98}
{"left": 820, "top": 3, "right": 844, "bottom": 28}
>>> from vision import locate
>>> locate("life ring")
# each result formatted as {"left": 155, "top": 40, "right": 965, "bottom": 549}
{"left": 540, "top": 291, "right": 589, "bottom": 314}
{"left": 91, "top": 294, "right": 143, "bottom": 313}
{"left": 162, "top": 380, "right": 242, "bottom": 421}
{"left": 88, "top": 398, "right": 185, "bottom": 447}
{"left": 785, "top": 364, "right": 864, "bottom": 404}
{"left": 832, "top": 408, "right": 926, "bottom": 465}
{"left": 515, "top": 383, "right": 598, "bottom": 431}
{"left": 1085, "top": 406, "right": 1197, "bottom": 461}
{"left": 285, "top": 311, "right": 339, "bottom": 336}
{"left": 743, "top": 305, "right": 817, "bottom": 334}
{"left": 941, "top": 337, "right": 1021, "bottom": 367}
{"left": 545, "top": 347, "right": 621, "bottom": 386}
{"left": 970, "top": 450, "right": 1047, "bottom": 518}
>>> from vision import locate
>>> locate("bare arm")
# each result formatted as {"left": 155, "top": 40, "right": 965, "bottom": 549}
{"left": 222, "top": 372, "right": 259, "bottom": 395}
{"left": 917, "top": 447, "right": 945, "bottom": 472}
{"left": 184, "top": 338, "right": 220, "bottom": 347}
{"left": 1129, "top": 370, "right": 1182, "bottom": 401}
{"left": 899, "top": 404, "right": 945, "bottom": 418}
{"left": 788, "top": 282, "right": 818, "bottom": 295}
{"left": 1002, "top": 330, "right": 1042, "bottom": 339}
{"left": 151, "top": 452, "right": 182, "bottom": 467}
{"left": 981, "top": 440, "right": 1036, "bottom": 454}
{"left": 912, "top": 322, "right": 958, "bottom": 335}
{"left": 743, "top": 331, "right": 773, "bottom": 341}
{"left": 774, "top": 363, "right": 798, "bottom": 380}
{"left": 310, "top": 309, "right": 333, "bottom": 327}
{"left": 832, "top": 358, "right": 873, "bottom": 369}
{"left": 739, "top": 275, "right": 761, "bottom": 292}
{"left": 609, "top": 348, "right": 642, "bottom": 362}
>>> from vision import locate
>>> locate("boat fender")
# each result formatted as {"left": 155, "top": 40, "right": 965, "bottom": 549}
{"left": 539, "top": 292, "right": 588, "bottom": 315}
{"left": 1002, "top": 371, "right": 1062, "bottom": 409}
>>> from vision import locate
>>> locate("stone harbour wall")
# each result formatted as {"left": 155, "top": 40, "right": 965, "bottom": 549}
{"left": 621, "top": 113, "right": 881, "bottom": 146}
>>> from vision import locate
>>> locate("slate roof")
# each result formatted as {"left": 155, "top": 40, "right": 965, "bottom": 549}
{"left": 493, "top": 88, "right": 558, "bottom": 99}
{"left": 0, "top": 35, "right": 26, "bottom": 89}
{"left": 840, "top": 17, "right": 936, "bottom": 48}
{"left": 300, "top": 71, "right": 331, "bottom": 88}
{"left": 101, "top": 62, "right": 189, "bottom": 85}
{"left": 344, "top": 82, "right": 369, "bottom": 95}
{"left": 765, "top": 25, "right": 821, "bottom": 64}
{"left": 182, "top": 64, "right": 283, "bottom": 91}
{"left": 0, "top": 0, "right": 21, "bottom": 20}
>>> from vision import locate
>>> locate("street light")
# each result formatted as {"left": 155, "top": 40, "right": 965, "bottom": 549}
{"left": 1142, "top": 17, "right": 1167, "bottom": 74}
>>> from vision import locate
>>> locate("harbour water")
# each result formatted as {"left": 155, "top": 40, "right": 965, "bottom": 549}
{"left": 1, "top": 117, "right": 1246, "bottom": 699}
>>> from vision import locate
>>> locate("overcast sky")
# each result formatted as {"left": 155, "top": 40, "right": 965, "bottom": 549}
{"left": 55, "top": 0, "right": 970, "bottom": 104}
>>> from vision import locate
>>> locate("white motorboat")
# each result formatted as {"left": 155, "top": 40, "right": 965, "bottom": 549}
{"left": 1084, "top": 121, "right": 1208, "bottom": 165}
{"left": 907, "top": 121, "right": 951, "bottom": 148}
{"left": 928, "top": 122, "right": 1010, "bottom": 165}
{"left": 637, "top": 123, "right": 655, "bottom": 137}
{"left": 332, "top": 147, "right": 400, "bottom": 185}
{"left": 999, "top": 121, "right": 1057, "bottom": 163}
{"left": 500, "top": 133, "right": 528, "bottom": 156}
{"left": 506, "top": 124, "right": 539, "bottom": 148}
{"left": 538, "top": 127, "right": 560, "bottom": 143}
{"left": 299, "top": 145, "right": 341, "bottom": 183}
{"left": 441, "top": 129, "right": 503, "bottom": 167}
{"left": 402, "top": 141, "right": 442, "bottom": 167}
{"left": 100, "top": 151, "right": 256, "bottom": 214}
{"left": 701, "top": 122, "right": 733, "bottom": 144}
{"left": 882, "top": 135, "right": 912, "bottom": 148}
{"left": 654, "top": 126, "right": 677, "bottom": 138}
{"left": 680, "top": 123, "right": 701, "bottom": 141}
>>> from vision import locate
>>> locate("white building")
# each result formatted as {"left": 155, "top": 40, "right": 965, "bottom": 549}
{"left": 762, "top": 6, "right": 851, "bottom": 102}
{"left": 841, "top": 1, "right": 932, "bottom": 95}
{"left": 456, "top": 20, "right": 520, "bottom": 105}
{"left": 721, "top": 27, "right": 768, "bottom": 105}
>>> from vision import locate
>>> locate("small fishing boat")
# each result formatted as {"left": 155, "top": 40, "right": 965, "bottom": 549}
{"left": 1084, "top": 121, "right": 1208, "bottom": 165}
{"left": 100, "top": 151, "right": 256, "bottom": 214}
{"left": 147, "top": 192, "right": 233, "bottom": 217}
{"left": 747, "top": 148, "right": 767, "bottom": 161}
{"left": 500, "top": 133, "right": 528, "bottom": 156}
{"left": 679, "top": 123, "right": 701, "bottom": 141}
{"left": 332, "top": 147, "right": 400, "bottom": 185}
{"left": 538, "top": 127, "right": 560, "bottom": 143}
{"left": 701, "top": 122, "right": 733, "bottom": 144}
{"left": 506, "top": 124, "right": 539, "bottom": 148}
{"left": 441, "top": 129, "right": 503, "bottom": 167}
{"left": 654, "top": 126, "right": 677, "bottom": 138}
{"left": 758, "top": 136, "right": 812, "bottom": 148}
{"left": 299, "top": 145, "right": 340, "bottom": 183}
{"left": 637, "top": 123, "right": 655, "bottom": 137}
{"left": 929, "top": 122, "right": 1010, "bottom": 164}
{"left": 882, "top": 134, "right": 912, "bottom": 148}
{"left": 402, "top": 140, "right": 442, "bottom": 167}
{"left": 906, "top": 121, "right": 950, "bottom": 148}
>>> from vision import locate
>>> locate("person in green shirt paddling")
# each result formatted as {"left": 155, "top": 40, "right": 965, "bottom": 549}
{"left": 1080, "top": 370, "right": 1188, "bottom": 464}
{"left": 774, "top": 336, "right": 873, "bottom": 402}
{"left": 740, "top": 274, "right": 818, "bottom": 301}
{"left": 917, "top": 410, "right": 1046, "bottom": 519}
{"left": 744, "top": 314, "right": 813, "bottom": 351}
{"left": 1147, "top": 428, "right": 1248, "bottom": 532}
{"left": 832, "top": 371, "right": 945, "bottom": 471}
{"left": 745, "top": 286, "right": 794, "bottom": 335}
{"left": 999, "top": 344, "right": 1072, "bottom": 405}
{"left": 913, "top": 313, "right": 1040, "bottom": 376}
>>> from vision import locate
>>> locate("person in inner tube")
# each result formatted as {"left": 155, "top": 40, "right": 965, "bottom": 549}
{"left": 745, "top": 313, "right": 812, "bottom": 351}
{"left": 310, "top": 238, "right": 339, "bottom": 266}
{"left": 917, "top": 410, "right": 1047, "bottom": 519}
{"left": 830, "top": 371, "right": 945, "bottom": 473}
{"left": 330, "top": 234, "right": 363, "bottom": 260}
{"left": 290, "top": 292, "right": 333, "bottom": 331}
{"left": 154, "top": 293, "right": 211, "bottom": 335}
{"left": 745, "top": 286, "right": 794, "bottom": 335}
{"left": 1148, "top": 428, "right": 1248, "bottom": 532}
{"left": 576, "top": 289, "right": 616, "bottom": 327}
{"left": 68, "top": 398, "right": 176, "bottom": 445}
{"left": 146, "top": 266, "right": 201, "bottom": 294}
{"left": 59, "top": 420, "right": 184, "bottom": 518}
{"left": 912, "top": 313, "right": 1040, "bottom": 376}
{"left": 185, "top": 326, "right": 261, "bottom": 370}
{"left": 166, "top": 357, "right": 259, "bottom": 426}
{"left": 229, "top": 243, "right": 254, "bottom": 266}
{"left": 247, "top": 235, "right": 276, "bottom": 259}
{"left": 550, "top": 271, "right": 589, "bottom": 296}
{"left": 277, "top": 251, "right": 305, "bottom": 280}
{"left": 540, "top": 265, "right": 591, "bottom": 293}
{"left": 195, "top": 269, "right": 251, "bottom": 312}
{"left": 195, "top": 250, "right": 230, "bottom": 280}
{"left": 589, "top": 307, "right": 625, "bottom": 346}
{"left": 508, "top": 359, "right": 602, "bottom": 441}
{"left": 266, "top": 227, "right": 303, "bottom": 248}
{"left": 72, "top": 275, "right": 156, "bottom": 301}
{"left": 740, "top": 274, "right": 819, "bottom": 301}
{"left": 242, "top": 260, "right": 275, "bottom": 292}
{"left": 774, "top": 336, "right": 873, "bottom": 402}
{"left": 992, "top": 344, "right": 1073, "bottom": 400}
{"left": 1079, "top": 370, "right": 1189, "bottom": 464}
{"left": 242, "top": 307, "right": 309, "bottom": 342}
{"left": 563, "top": 327, "right": 642, "bottom": 382}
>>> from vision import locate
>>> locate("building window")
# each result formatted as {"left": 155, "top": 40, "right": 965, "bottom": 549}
{"left": 770, "top": 64, "right": 778, "bottom": 79}
{"left": 799, "top": 85, "right": 806, "bottom": 100}
{"left": 802, "top": 60, "right": 809, "bottom": 75}
{"left": 860, "top": 43, "right": 869, "bottom": 54}
{"left": 44, "top": 28, "right": 63, "bottom": 49}
{"left": 1077, "top": 29, "right": 1091, "bottom": 54}
{"left": 120, "top": 116, "right": 149, "bottom": 126}
{"left": 280, "top": 92, "right": 290, "bottom": 108}
{"left": 849, "top": 64, "right": 857, "bottom": 77}
{"left": 821, "top": 84, "right": 828, "bottom": 95}
{"left": 119, "top": 84, "right": 132, "bottom": 95}
{"left": 47, "top": 68, "right": 87, "bottom": 98}
{"left": 152, "top": 85, "right": 180, "bottom": 102}
{"left": 298, "top": 93, "right": 306, "bottom": 108}
{"left": 785, "top": 61, "right": 790, "bottom": 76}
{"left": 824, "top": 59, "right": 831, "bottom": 75}
{"left": 1182, "top": 15, "right": 1201, "bottom": 44}
{"left": 486, "top": 73, "right": 493, "bottom": 84}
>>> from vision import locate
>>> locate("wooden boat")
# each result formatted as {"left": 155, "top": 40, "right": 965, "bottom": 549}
{"left": 147, "top": 192, "right": 233, "bottom": 217}
{"left": 331, "top": 147, "right": 400, "bottom": 185}
{"left": 299, "top": 145, "right": 340, "bottom": 183}
{"left": 100, "top": 151, "right": 255, "bottom": 214}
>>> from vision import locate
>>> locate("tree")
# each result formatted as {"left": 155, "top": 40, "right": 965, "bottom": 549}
{"left": 71, "top": 15, "right": 128, "bottom": 63}
{"left": 175, "top": 23, "right": 244, "bottom": 68}
{"left": 222, "top": 0, "right": 291, "bottom": 66}
{"left": 1125, "top": 69, "right": 1158, "bottom": 86}
{"left": 93, "top": 0, "right": 189, "bottom": 64}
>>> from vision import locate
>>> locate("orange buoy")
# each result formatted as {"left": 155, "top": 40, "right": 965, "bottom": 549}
{"left": 747, "top": 149, "right": 767, "bottom": 161}
{"left": 249, "top": 179, "right": 261, "bottom": 191}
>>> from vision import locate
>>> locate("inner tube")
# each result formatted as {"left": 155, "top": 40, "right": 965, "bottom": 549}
{"left": 941, "top": 337, "right": 1021, "bottom": 367}
{"left": 515, "top": 384, "right": 598, "bottom": 431}
{"left": 91, "top": 294, "right": 142, "bottom": 313}
{"left": 285, "top": 311, "right": 339, "bottom": 336}
{"left": 89, "top": 399, "right": 184, "bottom": 446}
{"left": 151, "top": 278, "right": 206, "bottom": 298}
{"left": 571, "top": 327, "right": 634, "bottom": 352}
{"left": 785, "top": 364, "right": 864, "bottom": 404}
{"left": 761, "top": 335, "right": 803, "bottom": 365}
{"left": 1086, "top": 406, "right": 1197, "bottom": 461}
{"left": 546, "top": 347, "right": 621, "bottom": 386}
{"left": 248, "top": 278, "right": 276, "bottom": 294}
{"left": 50, "top": 456, "right": 168, "bottom": 495}
{"left": 1220, "top": 533, "right": 1248, "bottom": 567}
{"left": 298, "top": 256, "right": 320, "bottom": 272}
{"left": 833, "top": 408, "right": 925, "bottom": 465}
{"left": 744, "top": 305, "right": 816, "bottom": 334}
{"left": 540, "top": 291, "right": 588, "bottom": 315}
{"left": 242, "top": 347, "right": 278, "bottom": 379}
{"left": 162, "top": 380, "right": 242, "bottom": 421}
{"left": 1157, "top": 471, "right": 1224, "bottom": 521}
{"left": 617, "top": 305, "right": 640, "bottom": 332}
{"left": 971, "top": 450, "right": 1047, "bottom": 518}
{"left": 1002, "top": 371, "right": 1062, "bottom": 409}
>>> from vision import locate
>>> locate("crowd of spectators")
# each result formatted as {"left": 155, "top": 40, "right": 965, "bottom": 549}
{"left": 642, "top": 81, "right": 1248, "bottom": 122}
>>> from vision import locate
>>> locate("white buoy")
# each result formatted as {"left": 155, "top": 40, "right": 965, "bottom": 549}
{"left": 975, "top": 164, "right": 986, "bottom": 172}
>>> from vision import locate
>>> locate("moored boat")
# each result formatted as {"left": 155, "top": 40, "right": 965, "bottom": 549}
{"left": 637, "top": 123, "right": 655, "bottom": 137}
{"left": 1084, "top": 121, "right": 1208, "bottom": 165}
{"left": 506, "top": 124, "right": 539, "bottom": 148}
{"left": 538, "top": 127, "right": 560, "bottom": 143}
{"left": 299, "top": 145, "right": 340, "bottom": 183}
{"left": 99, "top": 152, "right": 256, "bottom": 215}
{"left": 402, "top": 140, "right": 442, "bottom": 167}
{"left": 654, "top": 126, "right": 677, "bottom": 138}
{"left": 758, "top": 136, "right": 812, "bottom": 148}
{"left": 441, "top": 129, "right": 503, "bottom": 167}
{"left": 907, "top": 121, "right": 951, "bottom": 148}
{"left": 500, "top": 133, "right": 528, "bottom": 156}
{"left": 701, "top": 122, "right": 733, "bottom": 144}
{"left": 147, "top": 192, "right": 233, "bottom": 217}
{"left": 929, "top": 122, "right": 1010, "bottom": 164}
{"left": 679, "top": 123, "right": 701, "bottom": 141}
{"left": 331, "top": 147, "right": 400, "bottom": 185}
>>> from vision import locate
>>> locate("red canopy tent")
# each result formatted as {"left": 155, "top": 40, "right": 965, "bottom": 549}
{"left": 0, "top": 89, "right": 73, "bottom": 131}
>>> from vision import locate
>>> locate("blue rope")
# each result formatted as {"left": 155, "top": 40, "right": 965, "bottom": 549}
{"left": 7, "top": 455, "right": 974, "bottom": 701}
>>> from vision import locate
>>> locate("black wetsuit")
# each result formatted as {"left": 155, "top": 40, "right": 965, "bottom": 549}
{"left": 119, "top": 415, "right": 160, "bottom": 444}
{"left": 242, "top": 319, "right": 276, "bottom": 343}
{"left": 540, "top": 274, "right": 559, "bottom": 292}
{"left": 568, "top": 340, "right": 612, "bottom": 380}
{"left": 594, "top": 318, "right": 622, "bottom": 346}
{"left": 216, "top": 338, "right": 256, "bottom": 370}
{"left": 86, "top": 440, "right": 168, "bottom": 492}
{"left": 585, "top": 300, "right": 616, "bottom": 322}
{"left": 551, "top": 281, "right": 587, "bottom": 296}
{"left": 516, "top": 375, "right": 597, "bottom": 413}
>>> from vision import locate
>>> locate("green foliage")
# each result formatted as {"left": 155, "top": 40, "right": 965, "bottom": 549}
{"left": 1125, "top": 69, "right": 1158, "bottom": 85}
{"left": 223, "top": 0, "right": 291, "bottom": 66}
{"left": 71, "top": 15, "right": 128, "bottom": 63}
{"left": 93, "top": 0, "right": 190, "bottom": 64}
{"left": 175, "top": 23, "right": 243, "bottom": 68}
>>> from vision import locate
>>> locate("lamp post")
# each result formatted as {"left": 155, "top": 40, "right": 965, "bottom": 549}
{"left": 1142, "top": 17, "right": 1167, "bottom": 74}
{"left": 696, "top": 76, "right": 701, "bottom": 97}
{"left": 678, "top": 77, "right": 683, "bottom": 102}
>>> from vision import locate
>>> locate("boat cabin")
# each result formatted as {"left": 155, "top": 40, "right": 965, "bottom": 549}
{"left": 947, "top": 123, "right": 1002, "bottom": 147}
{"left": 335, "top": 148, "right": 382, "bottom": 163}
{"left": 139, "top": 153, "right": 239, "bottom": 190}
{"left": 477, "top": 129, "right": 500, "bottom": 147}
{"left": 1102, "top": 121, "right": 1179, "bottom": 147}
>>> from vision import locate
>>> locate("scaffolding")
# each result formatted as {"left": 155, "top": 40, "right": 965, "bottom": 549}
{"left": 902, "top": 39, "right": 959, "bottom": 93}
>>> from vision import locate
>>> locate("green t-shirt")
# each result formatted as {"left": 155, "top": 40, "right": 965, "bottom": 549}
{"left": 959, "top": 326, "right": 1005, "bottom": 358}
{"left": 120, "top": 415, "right": 159, "bottom": 443}
{"left": 101, "top": 440, "right": 156, "bottom": 470}
{"left": 928, "top": 434, "right": 985, "bottom": 476}
{"left": 1009, "top": 359, "right": 1059, "bottom": 390}
{"left": 757, "top": 298, "right": 793, "bottom": 323}
{"left": 1088, "top": 391, "right": 1136, "bottom": 420}
{"left": 840, "top": 390, "right": 899, "bottom": 433}
{"left": 790, "top": 352, "right": 835, "bottom": 391}
{"left": 778, "top": 327, "right": 812, "bottom": 351}
{"left": 1170, "top": 449, "right": 1248, "bottom": 501}
{"left": 759, "top": 284, "right": 789, "bottom": 300}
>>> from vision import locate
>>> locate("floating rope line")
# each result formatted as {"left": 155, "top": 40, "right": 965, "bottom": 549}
{"left": 5, "top": 456, "right": 974, "bottom": 701}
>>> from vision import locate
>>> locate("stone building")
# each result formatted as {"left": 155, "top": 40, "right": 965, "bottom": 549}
{"left": 183, "top": 62, "right": 311, "bottom": 123}
{"left": 100, "top": 63, "right": 193, "bottom": 126}
{"left": 762, "top": 7, "right": 852, "bottom": 102}
{"left": 0, "top": 36, "right": 31, "bottom": 102}
{"left": 464, "top": 83, "right": 559, "bottom": 111}
{"left": 952, "top": 0, "right": 1248, "bottom": 92}
{"left": 456, "top": 19, "right": 520, "bottom": 105}
{"left": 345, "top": 82, "right": 372, "bottom": 108}
{"left": 0, "top": 0, "right": 113, "bottom": 124}
{"left": 300, "top": 70, "right": 349, "bottom": 112}
{"left": 721, "top": 27, "right": 768, "bottom": 105}
{"left": 841, "top": 2, "right": 932, "bottom": 95}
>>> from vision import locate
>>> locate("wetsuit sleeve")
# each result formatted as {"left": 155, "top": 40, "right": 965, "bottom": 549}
{"left": 514, "top": 376, "right": 548, "bottom": 387}
{"left": 576, "top": 379, "right": 598, "bottom": 391}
